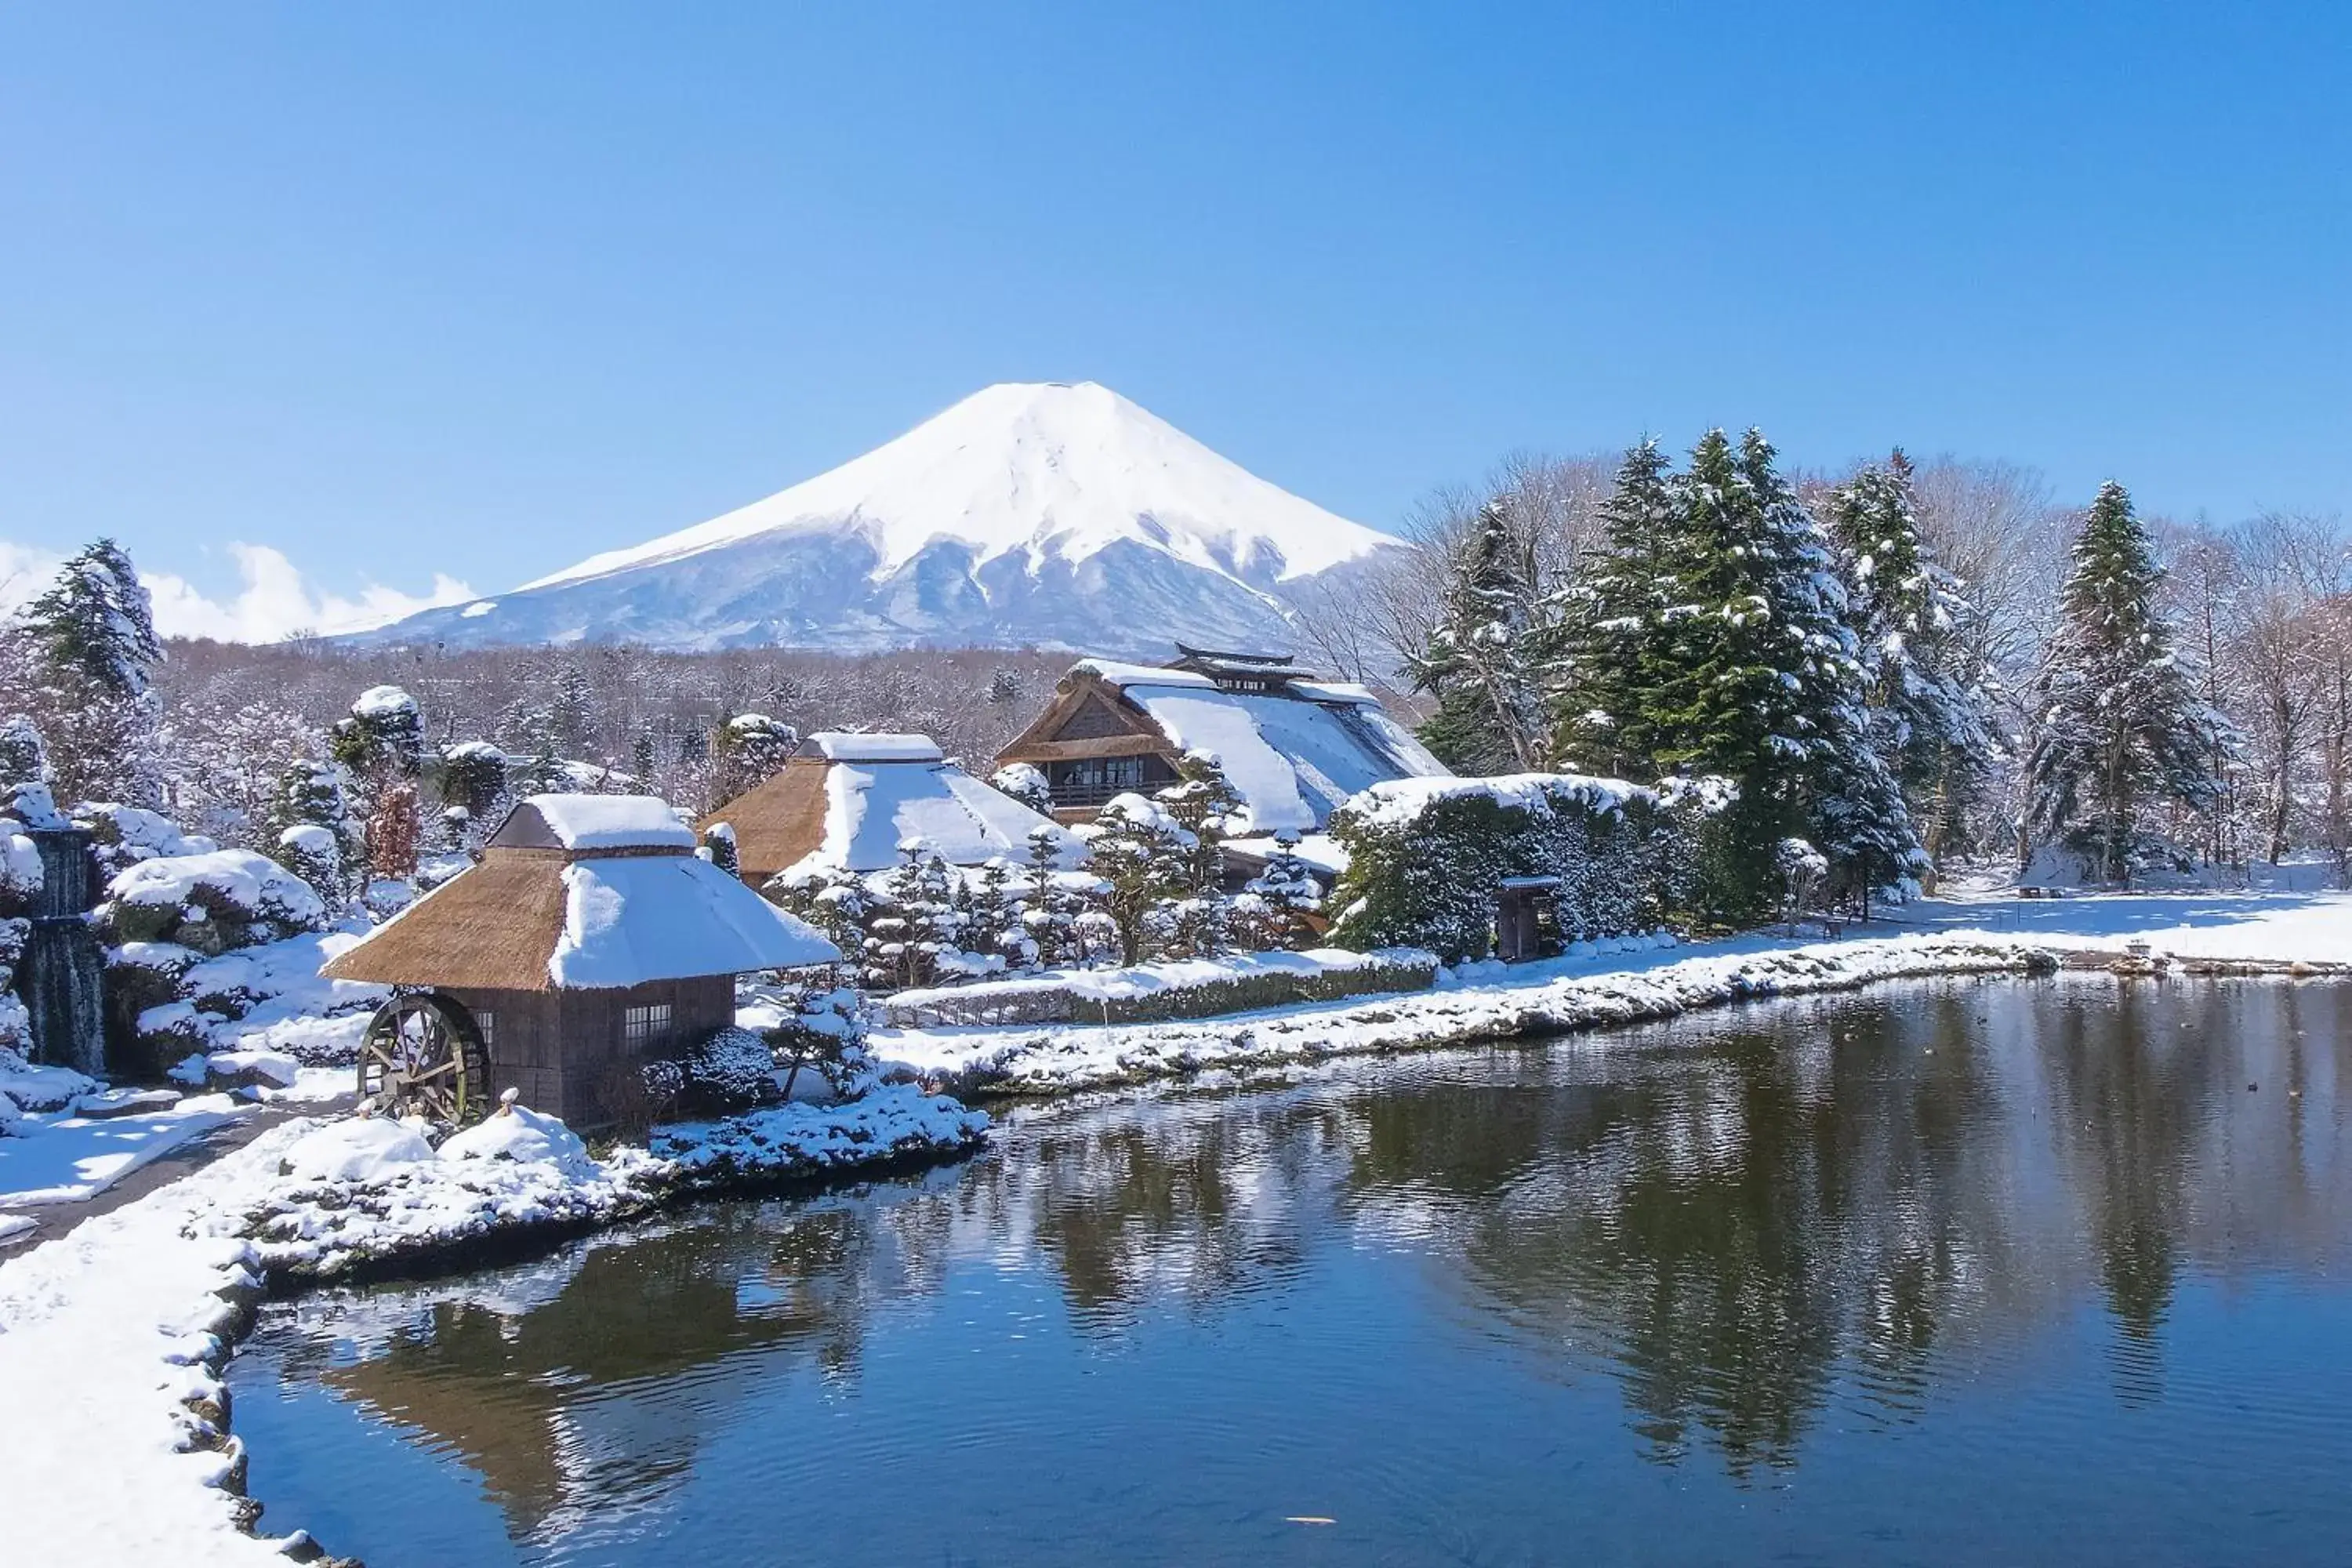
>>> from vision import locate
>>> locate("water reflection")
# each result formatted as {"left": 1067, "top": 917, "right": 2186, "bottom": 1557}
{"left": 237, "top": 978, "right": 2352, "bottom": 1564}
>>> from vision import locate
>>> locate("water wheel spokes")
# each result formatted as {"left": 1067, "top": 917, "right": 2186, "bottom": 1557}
{"left": 358, "top": 993, "right": 489, "bottom": 1125}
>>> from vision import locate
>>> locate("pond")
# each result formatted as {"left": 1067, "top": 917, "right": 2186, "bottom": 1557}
{"left": 230, "top": 977, "right": 2352, "bottom": 1566}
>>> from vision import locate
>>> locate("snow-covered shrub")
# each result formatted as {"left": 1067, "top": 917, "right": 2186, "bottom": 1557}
{"left": 0, "top": 715, "right": 49, "bottom": 785}
{"left": 276, "top": 822, "right": 345, "bottom": 906}
{"left": 1327, "top": 774, "right": 1693, "bottom": 963}
{"left": 0, "top": 829, "right": 41, "bottom": 912}
{"left": 1231, "top": 833, "right": 1323, "bottom": 950}
{"left": 4, "top": 782, "right": 71, "bottom": 833}
{"left": 95, "top": 848, "right": 328, "bottom": 953}
{"left": 1776, "top": 837, "right": 1828, "bottom": 927}
{"left": 670, "top": 1025, "right": 783, "bottom": 1115}
{"left": 769, "top": 982, "right": 871, "bottom": 1100}
{"left": 702, "top": 820, "right": 740, "bottom": 877}
{"left": 0, "top": 917, "right": 31, "bottom": 1062}
{"left": 76, "top": 800, "right": 212, "bottom": 878}
{"left": 989, "top": 761, "right": 1054, "bottom": 817}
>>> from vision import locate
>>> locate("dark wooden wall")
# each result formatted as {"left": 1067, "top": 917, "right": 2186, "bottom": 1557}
{"left": 447, "top": 974, "right": 736, "bottom": 1127}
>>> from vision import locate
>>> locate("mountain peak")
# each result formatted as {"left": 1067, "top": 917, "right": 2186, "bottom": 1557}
{"left": 365, "top": 380, "right": 1402, "bottom": 657}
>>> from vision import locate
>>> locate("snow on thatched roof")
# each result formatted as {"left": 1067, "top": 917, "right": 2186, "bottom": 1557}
{"left": 802, "top": 731, "right": 945, "bottom": 763}
{"left": 706, "top": 741, "right": 1083, "bottom": 885}
{"left": 490, "top": 793, "right": 695, "bottom": 851}
{"left": 1067, "top": 661, "right": 1451, "bottom": 834}
{"left": 321, "top": 795, "right": 837, "bottom": 991}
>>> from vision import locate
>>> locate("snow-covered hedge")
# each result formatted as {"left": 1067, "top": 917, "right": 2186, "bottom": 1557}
{"left": 1326, "top": 773, "right": 1715, "bottom": 962}
{"left": 877, "top": 946, "right": 1439, "bottom": 1029}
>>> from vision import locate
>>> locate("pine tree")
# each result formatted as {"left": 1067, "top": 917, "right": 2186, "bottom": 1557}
{"left": 548, "top": 664, "right": 596, "bottom": 759}
{"left": 1235, "top": 832, "right": 1322, "bottom": 949}
{"left": 270, "top": 760, "right": 361, "bottom": 904}
{"left": 1155, "top": 750, "right": 1244, "bottom": 894}
{"left": 332, "top": 685, "right": 426, "bottom": 881}
{"left": 1824, "top": 452, "right": 1991, "bottom": 872}
{"left": 19, "top": 539, "right": 162, "bottom": 699}
{"left": 10, "top": 540, "right": 166, "bottom": 807}
{"left": 1076, "top": 793, "right": 1193, "bottom": 964}
{"left": 714, "top": 713, "right": 798, "bottom": 802}
{"left": 1410, "top": 501, "right": 1542, "bottom": 773}
{"left": 1019, "top": 823, "right": 1076, "bottom": 969}
{"left": 2026, "top": 481, "right": 2230, "bottom": 881}
{"left": 1545, "top": 439, "right": 1683, "bottom": 776}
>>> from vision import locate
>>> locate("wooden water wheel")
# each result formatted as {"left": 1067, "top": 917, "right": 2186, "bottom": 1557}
{"left": 358, "top": 992, "right": 490, "bottom": 1123}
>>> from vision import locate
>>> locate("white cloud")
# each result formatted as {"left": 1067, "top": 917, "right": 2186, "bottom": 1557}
{"left": 0, "top": 540, "right": 475, "bottom": 642}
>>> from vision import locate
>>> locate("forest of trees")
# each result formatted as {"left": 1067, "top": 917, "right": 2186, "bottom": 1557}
{"left": 1294, "top": 435, "right": 2352, "bottom": 903}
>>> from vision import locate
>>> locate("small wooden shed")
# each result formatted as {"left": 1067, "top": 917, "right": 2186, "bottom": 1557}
{"left": 320, "top": 794, "right": 840, "bottom": 1127}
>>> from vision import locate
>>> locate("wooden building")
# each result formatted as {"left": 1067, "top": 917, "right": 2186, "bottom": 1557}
{"left": 320, "top": 794, "right": 839, "bottom": 1127}
{"left": 993, "top": 645, "right": 1452, "bottom": 830}
{"left": 699, "top": 731, "right": 1083, "bottom": 890}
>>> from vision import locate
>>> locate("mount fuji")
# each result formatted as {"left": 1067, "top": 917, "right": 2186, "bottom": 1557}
{"left": 355, "top": 382, "right": 1406, "bottom": 658}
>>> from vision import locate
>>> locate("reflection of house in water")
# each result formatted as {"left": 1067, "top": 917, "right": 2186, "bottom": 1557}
{"left": 296, "top": 1204, "right": 916, "bottom": 1540}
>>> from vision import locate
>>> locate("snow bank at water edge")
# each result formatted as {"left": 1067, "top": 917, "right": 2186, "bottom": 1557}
{"left": 876, "top": 932, "right": 2063, "bottom": 1096}
{"left": 0, "top": 1085, "right": 988, "bottom": 1566}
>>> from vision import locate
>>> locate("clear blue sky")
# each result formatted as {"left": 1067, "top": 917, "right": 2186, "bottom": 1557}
{"left": 2, "top": 2, "right": 2344, "bottom": 626}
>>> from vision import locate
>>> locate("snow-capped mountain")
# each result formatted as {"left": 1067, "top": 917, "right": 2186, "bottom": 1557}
{"left": 356, "top": 381, "right": 1404, "bottom": 657}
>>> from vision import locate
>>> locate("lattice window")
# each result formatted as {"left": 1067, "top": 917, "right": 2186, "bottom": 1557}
{"left": 622, "top": 1003, "right": 673, "bottom": 1048}
{"left": 475, "top": 1011, "right": 495, "bottom": 1048}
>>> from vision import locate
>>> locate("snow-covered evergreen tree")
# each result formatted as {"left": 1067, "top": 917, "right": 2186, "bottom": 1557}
{"left": 7, "top": 539, "right": 166, "bottom": 808}
{"left": 1544, "top": 439, "right": 1684, "bottom": 777}
{"left": 270, "top": 759, "right": 361, "bottom": 904}
{"left": 701, "top": 820, "right": 740, "bottom": 877}
{"left": 17, "top": 539, "right": 162, "bottom": 699}
{"left": 1076, "top": 793, "right": 1193, "bottom": 964}
{"left": 1154, "top": 750, "right": 1243, "bottom": 894}
{"left": 548, "top": 663, "right": 597, "bottom": 759}
{"left": 2025, "top": 481, "right": 2231, "bottom": 881}
{"left": 1234, "top": 831, "right": 1322, "bottom": 949}
{"left": 1410, "top": 500, "right": 1542, "bottom": 773}
{"left": 1824, "top": 452, "right": 1992, "bottom": 869}
{"left": 714, "top": 713, "right": 797, "bottom": 801}
{"left": 1019, "top": 823, "right": 1077, "bottom": 969}
{"left": 989, "top": 762, "right": 1054, "bottom": 817}
{"left": 332, "top": 685, "right": 426, "bottom": 880}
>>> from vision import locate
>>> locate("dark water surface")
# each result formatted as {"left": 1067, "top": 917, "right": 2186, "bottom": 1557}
{"left": 231, "top": 978, "right": 2352, "bottom": 1566}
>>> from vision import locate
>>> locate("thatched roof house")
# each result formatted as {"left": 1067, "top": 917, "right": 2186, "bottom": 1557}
{"left": 322, "top": 793, "right": 838, "bottom": 1125}
{"left": 994, "top": 645, "right": 1450, "bottom": 831}
{"left": 702, "top": 732, "right": 1084, "bottom": 889}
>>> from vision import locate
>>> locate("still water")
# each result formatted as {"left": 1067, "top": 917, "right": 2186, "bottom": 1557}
{"left": 231, "top": 978, "right": 2352, "bottom": 1566}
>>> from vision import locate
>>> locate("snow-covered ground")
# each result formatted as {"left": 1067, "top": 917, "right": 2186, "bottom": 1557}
{"left": 873, "top": 892, "right": 2352, "bottom": 1094}
{"left": 0, "top": 1084, "right": 987, "bottom": 1566}
{"left": 0, "top": 1094, "right": 239, "bottom": 1207}
{"left": 1907, "top": 885, "right": 2352, "bottom": 964}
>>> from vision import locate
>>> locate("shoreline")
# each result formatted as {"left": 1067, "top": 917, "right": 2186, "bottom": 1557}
{"left": 8, "top": 929, "right": 2348, "bottom": 1566}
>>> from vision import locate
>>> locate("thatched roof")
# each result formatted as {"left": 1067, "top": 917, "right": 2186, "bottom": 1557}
{"left": 996, "top": 656, "right": 1451, "bottom": 833}
{"left": 321, "top": 794, "right": 839, "bottom": 992}
{"left": 702, "top": 732, "right": 1081, "bottom": 885}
